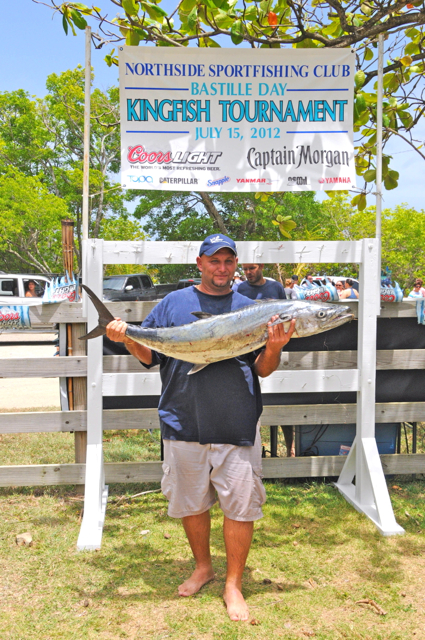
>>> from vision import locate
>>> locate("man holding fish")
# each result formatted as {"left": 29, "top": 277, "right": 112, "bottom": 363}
{"left": 93, "top": 233, "right": 352, "bottom": 622}
{"left": 105, "top": 234, "right": 294, "bottom": 622}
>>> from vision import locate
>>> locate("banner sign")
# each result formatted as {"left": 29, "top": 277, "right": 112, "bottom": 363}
{"left": 0, "top": 305, "right": 31, "bottom": 330}
{"left": 381, "top": 282, "right": 403, "bottom": 303}
{"left": 295, "top": 284, "right": 339, "bottom": 302}
{"left": 42, "top": 272, "right": 78, "bottom": 304}
{"left": 119, "top": 46, "right": 356, "bottom": 193}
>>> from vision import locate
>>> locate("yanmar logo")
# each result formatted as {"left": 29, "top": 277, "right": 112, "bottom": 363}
{"left": 319, "top": 177, "right": 351, "bottom": 184}
{"left": 127, "top": 145, "right": 222, "bottom": 166}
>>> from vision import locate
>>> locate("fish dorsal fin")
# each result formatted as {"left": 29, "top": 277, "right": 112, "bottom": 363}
{"left": 188, "top": 363, "right": 210, "bottom": 375}
{"left": 191, "top": 311, "right": 214, "bottom": 320}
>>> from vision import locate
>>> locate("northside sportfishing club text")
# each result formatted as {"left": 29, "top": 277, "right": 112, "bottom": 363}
{"left": 124, "top": 62, "right": 351, "bottom": 140}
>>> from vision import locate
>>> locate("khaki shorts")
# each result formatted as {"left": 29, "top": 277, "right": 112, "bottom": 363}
{"left": 161, "top": 425, "right": 266, "bottom": 522}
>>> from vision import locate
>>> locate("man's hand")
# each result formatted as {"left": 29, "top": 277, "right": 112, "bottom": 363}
{"left": 106, "top": 317, "right": 128, "bottom": 343}
{"left": 253, "top": 316, "right": 296, "bottom": 378}
{"left": 105, "top": 317, "right": 153, "bottom": 365}
{"left": 265, "top": 315, "right": 296, "bottom": 353}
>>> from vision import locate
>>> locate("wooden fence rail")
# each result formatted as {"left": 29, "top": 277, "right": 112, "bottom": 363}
{"left": 1, "top": 454, "right": 424, "bottom": 488}
{"left": 1, "top": 295, "right": 423, "bottom": 489}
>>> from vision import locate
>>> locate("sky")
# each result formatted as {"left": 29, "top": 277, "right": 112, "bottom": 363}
{"left": 2, "top": 0, "right": 424, "bottom": 212}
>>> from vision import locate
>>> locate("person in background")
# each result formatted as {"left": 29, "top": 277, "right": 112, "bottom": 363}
{"left": 291, "top": 275, "right": 299, "bottom": 285}
{"left": 239, "top": 266, "right": 294, "bottom": 457}
{"left": 302, "top": 274, "right": 314, "bottom": 287}
{"left": 408, "top": 278, "right": 425, "bottom": 298}
{"left": 339, "top": 278, "right": 359, "bottom": 300}
{"left": 335, "top": 281, "right": 344, "bottom": 298}
{"left": 231, "top": 272, "right": 243, "bottom": 292}
{"left": 25, "top": 280, "right": 39, "bottom": 298}
{"left": 238, "top": 264, "right": 286, "bottom": 300}
{"left": 284, "top": 278, "right": 298, "bottom": 300}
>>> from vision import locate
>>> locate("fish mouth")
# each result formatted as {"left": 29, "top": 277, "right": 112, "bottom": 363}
{"left": 328, "top": 310, "right": 355, "bottom": 330}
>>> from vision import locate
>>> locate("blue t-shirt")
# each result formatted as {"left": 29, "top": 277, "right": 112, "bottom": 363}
{"left": 141, "top": 286, "right": 263, "bottom": 446}
{"left": 237, "top": 279, "right": 287, "bottom": 300}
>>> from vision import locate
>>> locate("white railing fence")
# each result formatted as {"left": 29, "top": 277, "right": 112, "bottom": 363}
{"left": 77, "top": 238, "right": 405, "bottom": 551}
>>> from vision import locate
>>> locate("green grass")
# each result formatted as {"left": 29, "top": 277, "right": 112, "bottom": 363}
{"left": 2, "top": 420, "right": 425, "bottom": 638}
{"left": 2, "top": 480, "right": 425, "bottom": 639}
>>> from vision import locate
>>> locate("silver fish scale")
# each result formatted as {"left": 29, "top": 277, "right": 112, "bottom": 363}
{"left": 125, "top": 299, "right": 353, "bottom": 365}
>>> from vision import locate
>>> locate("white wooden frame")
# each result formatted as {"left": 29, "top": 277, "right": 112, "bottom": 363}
{"left": 77, "top": 238, "right": 404, "bottom": 550}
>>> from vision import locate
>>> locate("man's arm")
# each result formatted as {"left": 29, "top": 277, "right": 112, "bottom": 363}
{"left": 106, "top": 319, "right": 153, "bottom": 365}
{"left": 253, "top": 317, "right": 296, "bottom": 378}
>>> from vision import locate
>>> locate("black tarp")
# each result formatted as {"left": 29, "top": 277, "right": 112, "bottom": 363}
{"left": 103, "top": 316, "right": 425, "bottom": 409}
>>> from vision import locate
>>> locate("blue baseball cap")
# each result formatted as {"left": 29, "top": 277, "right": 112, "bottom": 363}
{"left": 199, "top": 234, "right": 237, "bottom": 257}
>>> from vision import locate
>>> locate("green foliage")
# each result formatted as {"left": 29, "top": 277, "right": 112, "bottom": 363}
{"left": 320, "top": 193, "right": 425, "bottom": 290}
{"left": 272, "top": 214, "right": 296, "bottom": 239}
{"left": 0, "top": 68, "right": 139, "bottom": 273}
{"left": 0, "top": 168, "right": 69, "bottom": 274}
{"left": 39, "top": 1, "right": 425, "bottom": 210}
{"left": 347, "top": 203, "right": 425, "bottom": 291}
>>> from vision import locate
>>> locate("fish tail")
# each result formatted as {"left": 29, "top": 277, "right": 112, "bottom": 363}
{"left": 79, "top": 284, "right": 115, "bottom": 341}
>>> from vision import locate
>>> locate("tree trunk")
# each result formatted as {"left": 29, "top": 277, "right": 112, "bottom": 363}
{"left": 198, "top": 192, "right": 229, "bottom": 235}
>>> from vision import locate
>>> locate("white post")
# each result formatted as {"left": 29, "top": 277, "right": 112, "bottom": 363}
{"left": 335, "top": 238, "right": 404, "bottom": 536}
{"left": 77, "top": 239, "right": 108, "bottom": 550}
{"left": 82, "top": 26, "right": 91, "bottom": 320}
{"left": 375, "top": 33, "right": 384, "bottom": 300}
{"left": 82, "top": 26, "right": 91, "bottom": 245}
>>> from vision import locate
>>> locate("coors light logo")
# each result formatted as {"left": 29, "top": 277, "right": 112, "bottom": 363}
{"left": 128, "top": 145, "right": 172, "bottom": 165}
{"left": 127, "top": 145, "right": 222, "bottom": 166}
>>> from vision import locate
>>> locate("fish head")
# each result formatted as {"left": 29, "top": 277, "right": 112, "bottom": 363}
{"left": 290, "top": 301, "right": 354, "bottom": 337}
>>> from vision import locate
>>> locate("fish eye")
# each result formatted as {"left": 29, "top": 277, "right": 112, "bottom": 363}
{"left": 317, "top": 311, "right": 326, "bottom": 319}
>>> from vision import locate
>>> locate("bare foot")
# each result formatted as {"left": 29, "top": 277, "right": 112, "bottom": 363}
{"left": 223, "top": 584, "right": 249, "bottom": 621}
{"left": 178, "top": 567, "right": 215, "bottom": 597}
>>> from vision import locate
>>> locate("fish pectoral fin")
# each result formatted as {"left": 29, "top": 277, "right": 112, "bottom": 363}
{"left": 187, "top": 363, "right": 210, "bottom": 375}
{"left": 191, "top": 311, "right": 215, "bottom": 320}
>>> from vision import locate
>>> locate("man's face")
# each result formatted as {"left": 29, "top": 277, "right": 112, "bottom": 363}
{"left": 307, "top": 275, "right": 314, "bottom": 283}
{"left": 242, "top": 264, "right": 264, "bottom": 285}
{"left": 196, "top": 248, "right": 237, "bottom": 292}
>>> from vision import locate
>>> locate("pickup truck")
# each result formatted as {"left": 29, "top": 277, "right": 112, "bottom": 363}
{"left": 102, "top": 275, "right": 203, "bottom": 302}
{"left": 102, "top": 274, "right": 163, "bottom": 302}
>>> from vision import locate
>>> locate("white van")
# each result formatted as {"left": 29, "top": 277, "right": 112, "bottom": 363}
{"left": 0, "top": 274, "right": 51, "bottom": 306}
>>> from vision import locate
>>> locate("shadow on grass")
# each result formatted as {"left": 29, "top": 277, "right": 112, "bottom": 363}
{"left": 78, "top": 538, "right": 308, "bottom": 607}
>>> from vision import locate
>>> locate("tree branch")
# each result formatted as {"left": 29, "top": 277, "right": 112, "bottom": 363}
{"left": 197, "top": 193, "right": 229, "bottom": 235}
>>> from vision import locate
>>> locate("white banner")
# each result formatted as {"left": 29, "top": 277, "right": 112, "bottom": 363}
{"left": 119, "top": 46, "right": 356, "bottom": 193}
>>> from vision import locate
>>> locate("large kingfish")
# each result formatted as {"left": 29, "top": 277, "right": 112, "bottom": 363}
{"left": 80, "top": 284, "right": 354, "bottom": 374}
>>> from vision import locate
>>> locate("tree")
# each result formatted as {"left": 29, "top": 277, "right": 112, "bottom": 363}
{"left": 38, "top": 0, "right": 425, "bottom": 207}
{"left": 0, "top": 168, "right": 70, "bottom": 274}
{"left": 0, "top": 68, "right": 139, "bottom": 271}
{"left": 134, "top": 190, "right": 331, "bottom": 280}
{"left": 319, "top": 193, "right": 425, "bottom": 288}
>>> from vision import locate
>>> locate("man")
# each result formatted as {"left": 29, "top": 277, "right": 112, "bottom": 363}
{"left": 106, "top": 234, "right": 295, "bottom": 622}
{"left": 238, "top": 263, "right": 286, "bottom": 300}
